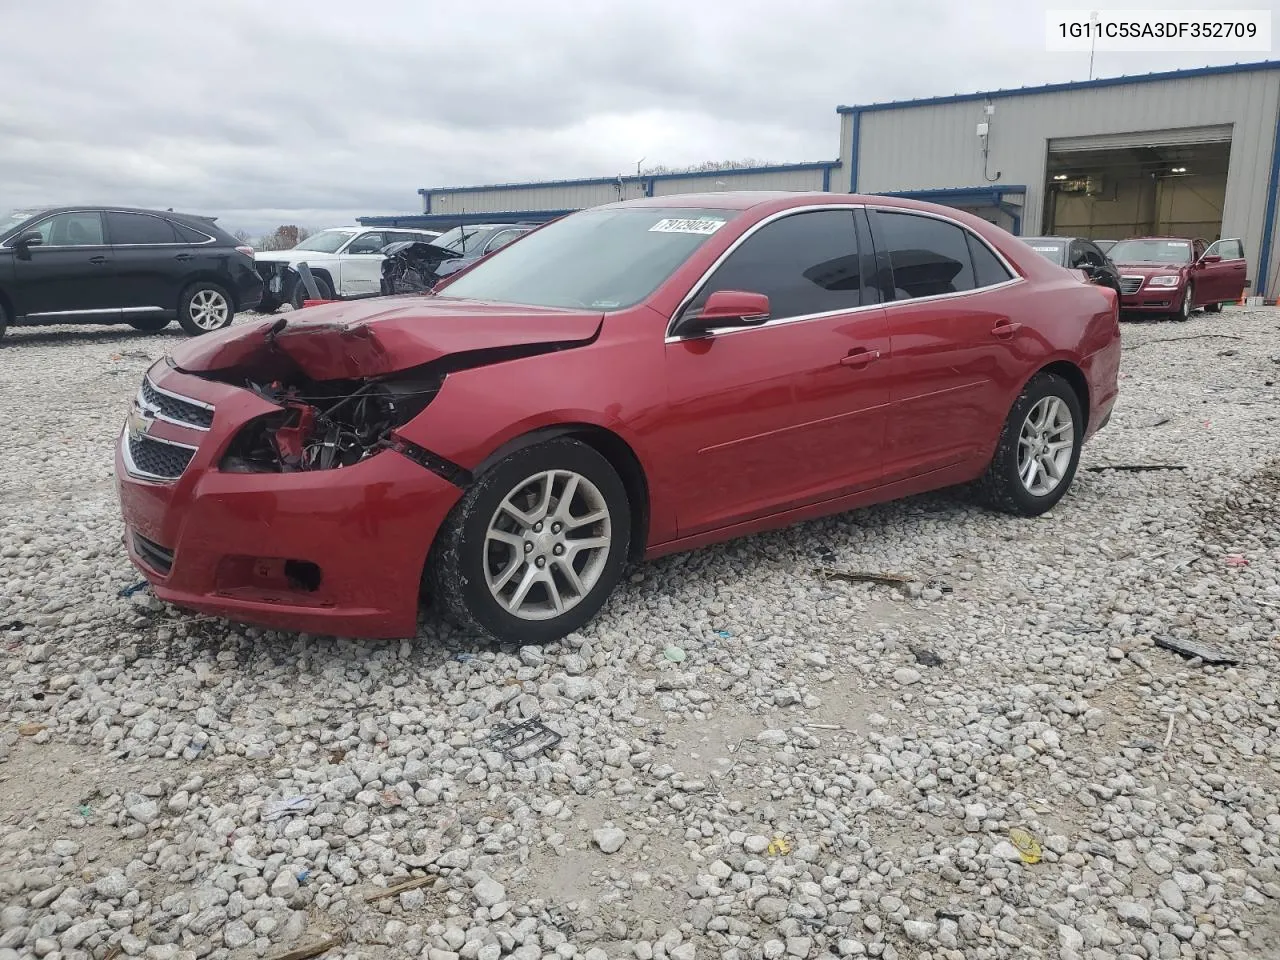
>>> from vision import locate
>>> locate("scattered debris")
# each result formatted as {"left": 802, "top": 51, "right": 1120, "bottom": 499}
{"left": 266, "top": 934, "right": 344, "bottom": 960}
{"left": 487, "top": 719, "right": 562, "bottom": 762}
{"left": 767, "top": 835, "right": 792, "bottom": 856}
{"left": 18, "top": 722, "right": 47, "bottom": 736}
{"left": 814, "top": 568, "right": 913, "bottom": 589}
{"left": 3, "top": 620, "right": 24, "bottom": 631}
{"left": 1123, "top": 334, "right": 1244, "bottom": 351}
{"left": 911, "top": 647, "right": 944, "bottom": 667}
{"left": 717, "top": 630, "right": 732, "bottom": 639}
{"left": 1147, "top": 417, "right": 1172, "bottom": 428}
{"left": 364, "top": 875, "right": 432, "bottom": 902}
{"left": 454, "top": 652, "right": 476, "bottom": 663}
{"left": 1085, "top": 464, "right": 1187, "bottom": 473}
{"left": 1224, "top": 554, "right": 1250, "bottom": 567}
{"left": 1164, "top": 714, "right": 1176, "bottom": 748}
{"left": 1008, "top": 827, "right": 1042, "bottom": 864}
{"left": 926, "top": 576, "right": 953, "bottom": 594}
{"left": 1154, "top": 636, "right": 1239, "bottom": 665}
{"left": 663, "top": 645, "right": 687, "bottom": 663}
{"left": 77, "top": 805, "right": 93, "bottom": 817}
{"left": 261, "top": 796, "right": 312, "bottom": 821}
{"left": 117, "top": 581, "right": 150, "bottom": 598}
{"left": 328, "top": 748, "right": 346, "bottom": 765}
{"left": 1218, "top": 349, "right": 1238, "bottom": 357}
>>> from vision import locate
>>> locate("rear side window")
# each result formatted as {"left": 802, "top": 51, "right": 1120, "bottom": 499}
{"left": 873, "top": 211, "right": 975, "bottom": 299}
{"left": 687, "top": 210, "right": 866, "bottom": 321}
{"left": 171, "top": 221, "right": 213, "bottom": 244}
{"left": 107, "top": 212, "right": 179, "bottom": 245}
{"left": 968, "top": 233, "right": 1014, "bottom": 286}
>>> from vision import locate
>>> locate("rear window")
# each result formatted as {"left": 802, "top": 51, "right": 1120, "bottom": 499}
{"left": 1024, "top": 240, "right": 1067, "bottom": 266}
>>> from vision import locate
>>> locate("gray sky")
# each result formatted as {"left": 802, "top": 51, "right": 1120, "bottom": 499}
{"left": 0, "top": 0, "right": 1274, "bottom": 235}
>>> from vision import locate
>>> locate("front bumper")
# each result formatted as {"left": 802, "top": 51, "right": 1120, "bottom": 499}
{"left": 115, "top": 364, "right": 463, "bottom": 638}
{"left": 1119, "top": 285, "right": 1182, "bottom": 312}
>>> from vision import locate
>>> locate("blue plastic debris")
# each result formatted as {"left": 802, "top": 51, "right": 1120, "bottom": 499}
{"left": 455, "top": 652, "right": 476, "bottom": 663}
{"left": 717, "top": 630, "right": 732, "bottom": 639}
{"left": 118, "top": 581, "right": 149, "bottom": 598}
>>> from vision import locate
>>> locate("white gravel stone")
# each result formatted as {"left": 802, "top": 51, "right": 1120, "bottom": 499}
{"left": 593, "top": 827, "right": 626, "bottom": 853}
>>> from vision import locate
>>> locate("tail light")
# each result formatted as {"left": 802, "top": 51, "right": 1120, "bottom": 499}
{"left": 235, "top": 245, "right": 255, "bottom": 259}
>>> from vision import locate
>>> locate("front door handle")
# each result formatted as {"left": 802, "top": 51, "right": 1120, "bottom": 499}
{"left": 88, "top": 256, "right": 109, "bottom": 265}
{"left": 175, "top": 253, "right": 193, "bottom": 262}
{"left": 839, "top": 348, "right": 880, "bottom": 368}
{"left": 991, "top": 319, "right": 1022, "bottom": 338}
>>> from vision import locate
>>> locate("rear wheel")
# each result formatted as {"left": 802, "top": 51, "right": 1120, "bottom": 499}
{"left": 1171, "top": 284, "right": 1194, "bottom": 322}
{"left": 979, "top": 372, "right": 1084, "bottom": 517}
{"left": 128, "top": 315, "right": 171, "bottom": 332}
{"left": 427, "top": 438, "right": 631, "bottom": 644}
{"left": 177, "top": 282, "right": 234, "bottom": 335}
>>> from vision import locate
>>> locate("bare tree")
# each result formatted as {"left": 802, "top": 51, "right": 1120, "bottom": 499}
{"left": 257, "top": 225, "right": 314, "bottom": 251}
{"left": 233, "top": 229, "right": 252, "bottom": 245}
{"left": 640, "top": 159, "right": 778, "bottom": 176}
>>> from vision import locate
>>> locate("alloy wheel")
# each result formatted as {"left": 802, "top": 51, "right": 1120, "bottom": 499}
{"left": 189, "top": 289, "right": 230, "bottom": 330}
{"left": 1016, "top": 396, "right": 1075, "bottom": 497}
{"left": 483, "top": 469, "right": 612, "bottom": 620}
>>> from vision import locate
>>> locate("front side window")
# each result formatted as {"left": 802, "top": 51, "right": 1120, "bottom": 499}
{"left": 292, "top": 229, "right": 356, "bottom": 253}
{"left": 32, "top": 212, "right": 105, "bottom": 246}
{"left": 346, "top": 232, "right": 387, "bottom": 255}
{"left": 1105, "top": 239, "right": 1192, "bottom": 264}
{"left": 683, "top": 210, "right": 865, "bottom": 322}
{"left": 874, "top": 211, "right": 976, "bottom": 299}
{"left": 1207, "top": 239, "right": 1244, "bottom": 260}
{"left": 107, "top": 212, "right": 178, "bottom": 245}
{"left": 438, "top": 207, "right": 736, "bottom": 311}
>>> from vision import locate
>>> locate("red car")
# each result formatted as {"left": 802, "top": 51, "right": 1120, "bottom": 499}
{"left": 115, "top": 193, "right": 1121, "bottom": 643}
{"left": 1108, "top": 236, "right": 1248, "bottom": 320}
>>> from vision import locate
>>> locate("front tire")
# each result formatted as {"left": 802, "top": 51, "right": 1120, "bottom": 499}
{"left": 128, "top": 315, "right": 171, "bottom": 332}
{"left": 979, "top": 372, "right": 1084, "bottom": 517}
{"left": 1171, "top": 284, "right": 1194, "bottom": 322}
{"left": 427, "top": 438, "right": 631, "bottom": 644}
{"left": 291, "top": 274, "right": 334, "bottom": 308}
{"left": 177, "top": 282, "right": 235, "bottom": 335}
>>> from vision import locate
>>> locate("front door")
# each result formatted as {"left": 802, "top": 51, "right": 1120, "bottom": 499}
{"left": 867, "top": 207, "right": 1023, "bottom": 482}
{"left": 340, "top": 231, "right": 389, "bottom": 296}
{"left": 663, "top": 208, "right": 891, "bottom": 537}
{"left": 1202, "top": 238, "right": 1248, "bottom": 303}
{"left": 8, "top": 211, "right": 117, "bottom": 319}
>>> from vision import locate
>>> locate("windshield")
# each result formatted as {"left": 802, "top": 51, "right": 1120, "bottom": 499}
{"left": 1024, "top": 239, "right": 1066, "bottom": 266}
{"left": 436, "top": 207, "right": 738, "bottom": 310}
{"left": 291, "top": 229, "right": 356, "bottom": 253}
{"left": 1, "top": 209, "right": 40, "bottom": 236}
{"left": 1107, "top": 239, "right": 1192, "bottom": 264}
{"left": 432, "top": 226, "right": 499, "bottom": 255}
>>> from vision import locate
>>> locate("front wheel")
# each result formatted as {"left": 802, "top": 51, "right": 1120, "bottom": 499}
{"left": 427, "top": 438, "right": 631, "bottom": 644}
{"left": 1171, "top": 284, "right": 1194, "bottom": 322}
{"left": 979, "top": 372, "right": 1084, "bottom": 517}
{"left": 291, "top": 274, "right": 333, "bottom": 308}
{"left": 177, "top": 282, "right": 235, "bottom": 335}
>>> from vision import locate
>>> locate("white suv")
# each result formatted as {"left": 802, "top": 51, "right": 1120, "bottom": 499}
{"left": 254, "top": 226, "right": 441, "bottom": 309}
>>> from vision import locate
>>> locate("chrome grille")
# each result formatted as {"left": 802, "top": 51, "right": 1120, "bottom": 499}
{"left": 126, "top": 434, "right": 196, "bottom": 480}
{"left": 1119, "top": 276, "right": 1144, "bottom": 295}
{"left": 140, "top": 377, "right": 214, "bottom": 429}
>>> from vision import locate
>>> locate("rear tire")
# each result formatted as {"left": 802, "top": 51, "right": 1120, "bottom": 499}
{"left": 1171, "top": 284, "right": 1194, "bottom": 322}
{"left": 177, "top": 282, "right": 235, "bottom": 335}
{"left": 979, "top": 372, "right": 1084, "bottom": 517}
{"left": 128, "top": 315, "right": 171, "bottom": 332}
{"left": 427, "top": 438, "right": 631, "bottom": 644}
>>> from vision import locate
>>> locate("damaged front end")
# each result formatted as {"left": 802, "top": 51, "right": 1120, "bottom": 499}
{"left": 380, "top": 240, "right": 460, "bottom": 295}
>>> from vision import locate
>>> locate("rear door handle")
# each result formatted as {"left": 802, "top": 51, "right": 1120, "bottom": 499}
{"left": 839, "top": 348, "right": 880, "bottom": 368}
{"left": 991, "top": 319, "right": 1022, "bottom": 338}
{"left": 88, "top": 256, "right": 109, "bottom": 265}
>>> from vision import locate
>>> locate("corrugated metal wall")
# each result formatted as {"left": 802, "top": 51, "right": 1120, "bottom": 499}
{"left": 841, "top": 69, "right": 1280, "bottom": 295}
{"left": 428, "top": 181, "right": 645, "bottom": 216}
{"left": 650, "top": 167, "right": 828, "bottom": 195}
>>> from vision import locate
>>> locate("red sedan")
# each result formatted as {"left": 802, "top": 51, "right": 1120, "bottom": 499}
{"left": 115, "top": 193, "right": 1121, "bottom": 643}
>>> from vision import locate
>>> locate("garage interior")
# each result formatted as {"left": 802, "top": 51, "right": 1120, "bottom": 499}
{"left": 1043, "top": 126, "right": 1232, "bottom": 244}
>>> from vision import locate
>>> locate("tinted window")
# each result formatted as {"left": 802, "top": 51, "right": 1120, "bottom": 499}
{"left": 347, "top": 232, "right": 387, "bottom": 255}
{"left": 875, "top": 212, "right": 975, "bottom": 299}
{"left": 968, "top": 233, "right": 1014, "bottom": 286}
{"left": 171, "top": 221, "right": 213, "bottom": 244}
{"left": 438, "top": 207, "right": 736, "bottom": 311}
{"left": 293, "top": 229, "right": 356, "bottom": 253}
{"left": 107, "top": 212, "right": 178, "bottom": 245}
{"left": 485, "top": 230, "right": 523, "bottom": 254}
{"left": 1024, "top": 239, "right": 1067, "bottom": 266}
{"left": 33, "top": 212, "right": 105, "bottom": 246}
{"left": 1209, "top": 239, "right": 1244, "bottom": 260}
{"left": 686, "top": 210, "right": 863, "bottom": 321}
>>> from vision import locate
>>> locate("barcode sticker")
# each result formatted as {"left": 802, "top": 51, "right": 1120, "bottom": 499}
{"left": 649, "top": 218, "right": 726, "bottom": 235}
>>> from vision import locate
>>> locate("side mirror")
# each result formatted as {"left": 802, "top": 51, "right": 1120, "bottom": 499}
{"left": 1200, "top": 254, "right": 1222, "bottom": 265}
{"left": 1079, "top": 263, "right": 1098, "bottom": 279}
{"left": 677, "top": 289, "right": 771, "bottom": 337}
{"left": 13, "top": 231, "right": 43, "bottom": 259}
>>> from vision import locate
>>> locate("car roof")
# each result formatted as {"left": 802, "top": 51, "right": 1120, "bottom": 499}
{"left": 29, "top": 205, "right": 219, "bottom": 223}
{"left": 1022, "top": 236, "right": 1073, "bottom": 242}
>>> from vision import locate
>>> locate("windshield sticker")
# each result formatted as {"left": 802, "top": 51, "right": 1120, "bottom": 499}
{"left": 1031, "top": 246, "right": 1059, "bottom": 252}
{"left": 649, "top": 218, "right": 726, "bottom": 235}
{"left": 1163, "top": 241, "right": 1190, "bottom": 249}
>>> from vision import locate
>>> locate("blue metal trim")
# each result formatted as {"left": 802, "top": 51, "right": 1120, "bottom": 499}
{"left": 822, "top": 165, "right": 830, "bottom": 192}
{"left": 420, "top": 161, "right": 841, "bottom": 196}
{"left": 872, "top": 185, "right": 1028, "bottom": 207}
{"left": 848, "top": 110, "right": 861, "bottom": 192}
{"left": 357, "top": 209, "right": 576, "bottom": 228}
{"left": 836, "top": 60, "right": 1280, "bottom": 115}
{"left": 1256, "top": 99, "right": 1280, "bottom": 296}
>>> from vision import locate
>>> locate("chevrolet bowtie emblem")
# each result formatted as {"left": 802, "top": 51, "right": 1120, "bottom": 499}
{"left": 127, "top": 406, "right": 154, "bottom": 442}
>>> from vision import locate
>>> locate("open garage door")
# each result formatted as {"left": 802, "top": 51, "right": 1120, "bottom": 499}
{"left": 1043, "top": 125, "right": 1232, "bottom": 244}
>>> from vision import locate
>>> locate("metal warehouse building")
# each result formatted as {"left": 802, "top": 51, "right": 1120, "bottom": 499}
{"left": 362, "top": 60, "right": 1280, "bottom": 296}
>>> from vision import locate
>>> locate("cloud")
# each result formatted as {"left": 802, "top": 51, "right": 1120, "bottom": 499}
{"left": 0, "top": 0, "right": 1267, "bottom": 235}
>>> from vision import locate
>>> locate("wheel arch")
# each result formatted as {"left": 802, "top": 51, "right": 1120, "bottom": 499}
{"left": 1029, "top": 359, "right": 1090, "bottom": 426}
{"left": 473, "top": 423, "right": 651, "bottom": 562}
{"left": 180, "top": 273, "right": 241, "bottom": 311}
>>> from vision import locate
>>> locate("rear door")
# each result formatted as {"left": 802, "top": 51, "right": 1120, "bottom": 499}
{"left": 338, "top": 230, "right": 389, "bottom": 296}
{"left": 664, "top": 207, "right": 890, "bottom": 536}
{"left": 868, "top": 207, "right": 1022, "bottom": 483}
{"left": 6, "top": 211, "right": 116, "bottom": 319}
{"left": 1203, "top": 238, "right": 1247, "bottom": 303}
{"left": 106, "top": 211, "right": 190, "bottom": 318}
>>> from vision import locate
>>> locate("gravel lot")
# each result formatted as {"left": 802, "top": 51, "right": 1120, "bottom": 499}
{"left": 1, "top": 306, "right": 1278, "bottom": 960}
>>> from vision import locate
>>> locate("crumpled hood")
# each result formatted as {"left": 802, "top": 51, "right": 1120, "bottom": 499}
{"left": 169, "top": 297, "right": 604, "bottom": 380}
